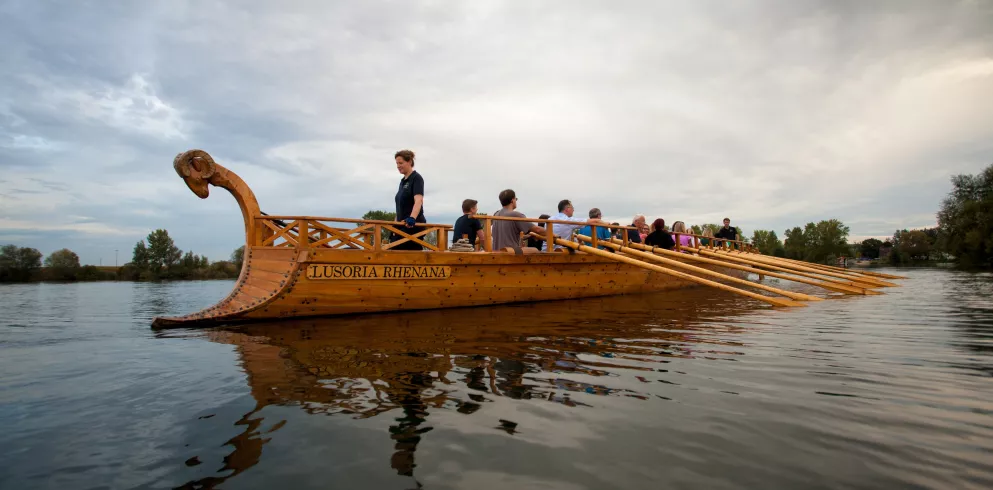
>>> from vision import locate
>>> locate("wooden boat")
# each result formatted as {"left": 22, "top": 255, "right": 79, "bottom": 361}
{"left": 151, "top": 150, "right": 903, "bottom": 328}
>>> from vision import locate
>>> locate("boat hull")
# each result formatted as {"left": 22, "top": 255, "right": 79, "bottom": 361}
{"left": 151, "top": 246, "right": 745, "bottom": 328}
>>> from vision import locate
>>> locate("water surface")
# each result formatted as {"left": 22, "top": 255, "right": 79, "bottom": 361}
{"left": 1, "top": 269, "right": 992, "bottom": 489}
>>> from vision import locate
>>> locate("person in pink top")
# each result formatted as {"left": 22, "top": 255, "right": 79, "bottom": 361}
{"left": 671, "top": 221, "right": 694, "bottom": 251}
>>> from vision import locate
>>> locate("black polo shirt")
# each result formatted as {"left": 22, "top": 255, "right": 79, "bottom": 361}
{"left": 395, "top": 171, "right": 426, "bottom": 223}
{"left": 453, "top": 215, "right": 482, "bottom": 245}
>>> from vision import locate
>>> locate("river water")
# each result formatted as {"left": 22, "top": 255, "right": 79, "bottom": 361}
{"left": 1, "top": 268, "right": 992, "bottom": 489}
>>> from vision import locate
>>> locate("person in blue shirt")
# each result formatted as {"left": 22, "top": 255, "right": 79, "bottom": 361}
{"left": 578, "top": 208, "right": 613, "bottom": 249}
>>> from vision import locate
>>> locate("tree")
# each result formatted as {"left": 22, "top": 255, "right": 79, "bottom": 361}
{"left": 44, "top": 248, "right": 81, "bottom": 281}
{"left": 781, "top": 220, "right": 850, "bottom": 263}
{"left": 132, "top": 241, "right": 149, "bottom": 270}
{"left": 937, "top": 163, "right": 993, "bottom": 267}
{"left": 231, "top": 246, "right": 244, "bottom": 270}
{"left": 783, "top": 226, "right": 806, "bottom": 259}
{"left": 751, "top": 230, "right": 785, "bottom": 256}
{"left": 146, "top": 229, "right": 182, "bottom": 273}
{"left": 0, "top": 244, "right": 43, "bottom": 282}
{"left": 858, "top": 238, "right": 883, "bottom": 259}
{"left": 363, "top": 210, "right": 397, "bottom": 244}
{"left": 900, "top": 230, "right": 931, "bottom": 260}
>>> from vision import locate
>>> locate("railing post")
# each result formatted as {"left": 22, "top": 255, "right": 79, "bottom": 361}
{"left": 545, "top": 219, "right": 555, "bottom": 252}
{"left": 675, "top": 232, "right": 681, "bottom": 252}
{"left": 694, "top": 236, "right": 700, "bottom": 249}
{"left": 439, "top": 227, "right": 448, "bottom": 251}
{"left": 299, "top": 220, "right": 309, "bottom": 248}
{"left": 374, "top": 224, "right": 382, "bottom": 251}
{"left": 483, "top": 218, "right": 492, "bottom": 252}
{"left": 622, "top": 226, "right": 629, "bottom": 248}
{"left": 591, "top": 225, "right": 599, "bottom": 249}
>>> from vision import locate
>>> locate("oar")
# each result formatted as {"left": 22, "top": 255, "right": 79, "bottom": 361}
{"left": 607, "top": 238, "right": 878, "bottom": 296}
{"left": 759, "top": 255, "right": 907, "bottom": 280}
{"left": 716, "top": 250, "right": 899, "bottom": 287}
{"left": 551, "top": 236, "right": 805, "bottom": 308}
{"left": 577, "top": 236, "right": 822, "bottom": 302}
{"left": 693, "top": 248, "right": 885, "bottom": 291}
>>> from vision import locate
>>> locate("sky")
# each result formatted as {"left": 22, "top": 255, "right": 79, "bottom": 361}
{"left": 1, "top": 0, "right": 992, "bottom": 265}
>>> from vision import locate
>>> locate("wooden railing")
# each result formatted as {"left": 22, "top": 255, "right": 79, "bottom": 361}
{"left": 250, "top": 214, "right": 754, "bottom": 254}
{"left": 253, "top": 216, "right": 453, "bottom": 252}
{"left": 671, "top": 232, "right": 753, "bottom": 253}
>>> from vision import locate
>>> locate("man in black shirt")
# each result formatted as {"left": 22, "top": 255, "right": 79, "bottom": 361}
{"left": 453, "top": 199, "right": 484, "bottom": 248}
{"left": 393, "top": 149, "right": 426, "bottom": 250}
{"left": 714, "top": 217, "right": 739, "bottom": 248}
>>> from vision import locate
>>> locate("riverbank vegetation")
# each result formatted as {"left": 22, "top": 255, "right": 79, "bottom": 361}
{"left": 0, "top": 229, "right": 241, "bottom": 283}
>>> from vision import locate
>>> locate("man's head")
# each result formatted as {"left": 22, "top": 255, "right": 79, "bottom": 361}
{"left": 723, "top": 217, "right": 731, "bottom": 228}
{"left": 462, "top": 199, "right": 478, "bottom": 214}
{"left": 558, "top": 199, "right": 574, "bottom": 217}
{"left": 499, "top": 189, "right": 517, "bottom": 208}
{"left": 588, "top": 208, "right": 602, "bottom": 219}
{"left": 633, "top": 214, "right": 646, "bottom": 228}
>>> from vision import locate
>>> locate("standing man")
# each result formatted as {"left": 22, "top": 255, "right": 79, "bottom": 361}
{"left": 492, "top": 190, "right": 545, "bottom": 253}
{"left": 453, "top": 199, "right": 484, "bottom": 248}
{"left": 543, "top": 199, "right": 596, "bottom": 251}
{"left": 714, "top": 217, "right": 739, "bottom": 248}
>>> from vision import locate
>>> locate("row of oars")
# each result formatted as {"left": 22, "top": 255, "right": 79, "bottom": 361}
{"left": 544, "top": 233, "right": 906, "bottom": 308}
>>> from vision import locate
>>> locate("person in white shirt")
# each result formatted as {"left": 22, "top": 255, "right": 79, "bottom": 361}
{"left": 543, "top": 199, "right": 599, "bottom": 251}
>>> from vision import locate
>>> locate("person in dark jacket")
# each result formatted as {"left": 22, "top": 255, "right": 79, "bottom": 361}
{"left": 625, "top": 214, "right": 646, "bottom": 243}
{"left": 526, "top": 214, "right": 552, "bottom": 249}
{"left": 644, "top": 218, "right": 676, "bottom": 250}
{"left": 714, "top": 217, "right": 739, "bottom": 248}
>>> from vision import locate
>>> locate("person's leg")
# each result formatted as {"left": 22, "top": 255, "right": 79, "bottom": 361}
{"left": 389, "top": 231, "right": 424, "bottom": 250}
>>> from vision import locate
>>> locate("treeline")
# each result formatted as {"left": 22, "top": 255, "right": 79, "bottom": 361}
{"left": 745, "top": 219, "right": 852, "bottom": 264}
{"left": 0, "top": 229, "right": 243, "bottom": 283}
{"left": 118, "top": 229, "right": 242, "bottom": 280}
{"left": 0, "top": 245, "right": 118, "bottom": 282}
{"left": 854, "top": 163, "right": 992, "bottom": 267}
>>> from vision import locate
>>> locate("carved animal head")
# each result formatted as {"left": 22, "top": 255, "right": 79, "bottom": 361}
{"left": 173, "top": 149, "right": 217, "bottom": 199}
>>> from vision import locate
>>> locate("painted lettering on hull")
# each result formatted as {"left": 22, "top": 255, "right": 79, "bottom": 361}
{"left": 306, "top": 264, "right": 451, "bottom": 280}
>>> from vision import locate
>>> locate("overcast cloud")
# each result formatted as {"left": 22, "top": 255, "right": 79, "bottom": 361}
{"left": 1, "top": 0, "right": 992, "bottom": 264}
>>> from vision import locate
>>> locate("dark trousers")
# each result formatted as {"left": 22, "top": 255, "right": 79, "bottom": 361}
{"left": 390, "top": 229, "right": 424, "bottom": 250}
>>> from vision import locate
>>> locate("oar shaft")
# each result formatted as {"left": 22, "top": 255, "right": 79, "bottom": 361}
{"left": 747, "top": 253, "right": 906, "bottom": 280}
{"left": 694, "top": 249, "right": 884, "bottom": 292}
{"left": 553, "top": 237, "right": 805, "bottom": 308}
{"left": 609, "top": 238, "right": 873, "bottom": 295}
{"left": 720, "top": 251, "right": 898, "bottom": 287}
{"left": 582, "top": 237, "right": 821, "bottom": 302}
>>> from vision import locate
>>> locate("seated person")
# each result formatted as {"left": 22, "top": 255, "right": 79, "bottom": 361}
{"left": 452, "top": 199, "right": 484, "bottom": 248}
{"left": 578, "top": 208, "right": 613, "bottom": 249}
{"left": 670, "top": 221, "right": 694, "bottom": 249}
{"left": 701, "top": 228, "right": 715, "bottom": 246}
{"left": 644, "top": 218, "right": 676, "bottom": 250}
{"left": 543, "top": 199, "right": 596, "bottom": 251}
{"left": 626, "top": 214, "right": 646, "bottom": 243}
{"left": 526, "top": 214, "right": 551, "bottom": 249}
{"left": 493, "top": 189, "right": 545, "bottom": 253}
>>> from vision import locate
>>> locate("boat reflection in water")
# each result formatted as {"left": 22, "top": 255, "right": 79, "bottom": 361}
{"left": 185, "top": 289, "right": 755, "bottom": 487}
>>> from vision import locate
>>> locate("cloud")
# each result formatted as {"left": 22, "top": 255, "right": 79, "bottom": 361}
{"left": 0, "top": 0, "right": 991, "bottom": 264}
{"left": 0, "top": 218, "right": 143, "bottom": 236}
